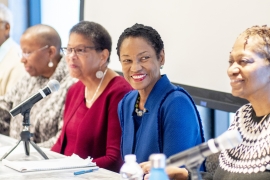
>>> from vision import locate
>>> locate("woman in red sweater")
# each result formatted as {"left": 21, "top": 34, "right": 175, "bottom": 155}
{"left": 51, "top": 21, "right": 132, "bottom": 172}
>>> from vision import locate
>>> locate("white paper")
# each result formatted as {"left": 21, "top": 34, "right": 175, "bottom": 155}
{"left": 2, "top": 154, "right": 97, "bottom": 172}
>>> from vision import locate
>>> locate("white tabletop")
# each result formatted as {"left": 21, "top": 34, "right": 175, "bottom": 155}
{"left": 0, "top": 134, "right": 121, "bottom": 180}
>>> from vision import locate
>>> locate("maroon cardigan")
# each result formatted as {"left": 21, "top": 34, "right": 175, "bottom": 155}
{"left": 51, "top": 76, "right": 132, "bottom": 172}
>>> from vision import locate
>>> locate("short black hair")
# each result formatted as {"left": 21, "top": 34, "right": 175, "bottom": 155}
{"left": 70, "top": 21, "right": 112, "bottom": 62}
{"left": 116, "top": 23, "right": 164, "bottom": 59}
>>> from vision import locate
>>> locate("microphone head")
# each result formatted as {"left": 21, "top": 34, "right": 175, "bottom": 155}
{"left": 47, "top": 79, "right": 60, "bottom": 92}
{"left": 215, "top": 129, "right": 242, "bottom": 150}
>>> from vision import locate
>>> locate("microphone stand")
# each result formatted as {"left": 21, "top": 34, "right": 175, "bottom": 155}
{"left": 1, "top": 108, "right": 49, "bottom": 160}
{"left": 166, "top": 149, "right": 204, "bottom": 180}
{"left": 185, "top": 161, "right": 203, "bottom": 180}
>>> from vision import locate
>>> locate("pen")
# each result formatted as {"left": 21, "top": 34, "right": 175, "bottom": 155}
{"left": 74, "top": 168, "right": 99, "bottom": 175}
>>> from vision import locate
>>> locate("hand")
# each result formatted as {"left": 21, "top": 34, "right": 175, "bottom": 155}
{"left": 141, "top": 161, "right": 188, "bottom": 180}
{"left": 140, "top": 161, "right": 151, "bottom": 174}
{"left": 144, "top": 173, "right": 150, "bottom": 180}
{"left": 145, "top": 167, "right": 188, "bottom": 180}
{"left": 165, "top": 166, "right": 188, "bottom": 180}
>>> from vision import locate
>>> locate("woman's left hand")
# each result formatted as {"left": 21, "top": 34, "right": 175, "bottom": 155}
{"left": 166, "top": 166, "right": 188, "bottom": 180}
{"left": 143, "top": 165, "right": 189, "bottom": 180}
{"left": 140, "top": 161, "right": 151, "bottom": 174}
{"left": 144, "top": 173, "right": 150, "bottom": 180}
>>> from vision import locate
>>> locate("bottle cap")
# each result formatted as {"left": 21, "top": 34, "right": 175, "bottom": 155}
{"left": 149, "top": 153, "right": 166, "bottom": 168}
{"left": 124, "top": 154, "right": 136, "bottom": 162}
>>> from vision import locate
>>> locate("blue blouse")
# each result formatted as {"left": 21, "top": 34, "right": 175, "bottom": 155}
{"left": 118, "top": 75, "right": 205, "bottom": 169}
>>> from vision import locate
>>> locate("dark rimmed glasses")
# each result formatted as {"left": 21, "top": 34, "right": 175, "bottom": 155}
{"left": 61, "top": 46, "right": 97, "bottom": 56}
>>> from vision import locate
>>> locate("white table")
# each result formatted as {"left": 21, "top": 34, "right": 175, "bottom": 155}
{"left": 0, "top": 134, "right": 121, "bottom": 180}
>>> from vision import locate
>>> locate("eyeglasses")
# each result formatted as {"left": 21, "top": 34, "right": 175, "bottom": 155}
{"left": 61, "top": 46, "right": 97, "bottom": 56}
{"left": 18, "top": 45, "right": 49, "bottom": 59}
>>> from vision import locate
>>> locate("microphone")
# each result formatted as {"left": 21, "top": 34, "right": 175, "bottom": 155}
{"left": 10, "top": 79, "right": 60, "bottom": 117}
{"left": 166, "top": 129, "right": 242, "bottom": 167}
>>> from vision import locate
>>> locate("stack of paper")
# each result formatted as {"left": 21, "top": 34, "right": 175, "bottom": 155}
{"left": 2, "top": 154, "right": 97, "bottom": 172}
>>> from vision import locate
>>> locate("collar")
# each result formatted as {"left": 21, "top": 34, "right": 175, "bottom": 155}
{"left": 144, "top": 74, "right": 176, "bottom": 110}
{"left": 0, "top": 38, "right": 19, "bottom": 63}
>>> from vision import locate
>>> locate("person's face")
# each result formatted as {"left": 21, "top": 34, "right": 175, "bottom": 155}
{"left": 119, "top": 37, "right": 164, "bottom": 95}
{"left": 0, "top": 21, "right": 10, "bottom": 46}
{"left": 20, "top": 34, "right": 51, "bottom": 77}
{"left": 65, "top": 33, "right": 103, "bottom": 80}
{"left": 227, "top": 34, "right": 270, "bottom": 100}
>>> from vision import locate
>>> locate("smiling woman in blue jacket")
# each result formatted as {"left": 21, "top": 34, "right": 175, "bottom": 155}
{"left": 116, "top": 23, "right": 205, "bottom": 179}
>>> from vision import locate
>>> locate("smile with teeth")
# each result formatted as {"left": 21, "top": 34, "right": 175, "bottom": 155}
{"left": 132, "top": 74, "right": 146, "bottom": 81}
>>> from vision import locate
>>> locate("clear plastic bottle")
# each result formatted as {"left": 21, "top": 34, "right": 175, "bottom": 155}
{"left": 149, "top": 154, "right": 169, "bottom": 180}
{"left": 120, "top": 154, "right": 143, "bottom": 180}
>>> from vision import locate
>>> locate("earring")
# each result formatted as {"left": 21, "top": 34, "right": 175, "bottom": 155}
{"left": 48, "top": 60, "right": 54, "bottom": 67}
{"left": 96, "top": 67, "right": 104, "bottom": 79}
{"left": 160, "top": 65, "right": 164, "bottom": 69}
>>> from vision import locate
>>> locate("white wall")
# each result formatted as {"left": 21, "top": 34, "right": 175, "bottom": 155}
{"left": 41, "top": 0, "right": 80, "bottom": 47}
{"left": 84, "top": 0, "right": 270, "bottom": 93}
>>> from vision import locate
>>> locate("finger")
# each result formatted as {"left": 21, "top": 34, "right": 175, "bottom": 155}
{"left": 144, "top": 174, "right": 150, "bottom": 180}
{"left": 140, "top": 161, "right": 151, "bottom": 174}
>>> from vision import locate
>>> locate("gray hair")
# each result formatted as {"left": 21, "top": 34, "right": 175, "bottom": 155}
{"left": 0, "top": 3, "right": 13, "bottom": 28}
{"left": 69, "top": 21, "right": 112, "bottom": 63}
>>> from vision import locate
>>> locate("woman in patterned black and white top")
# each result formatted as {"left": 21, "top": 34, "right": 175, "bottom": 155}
{"left": 0, "top": 24, "right": 75, "bottom": 148}
{"left": 213, "top": 25, "right": 270, "bottom": 179}
{"left": 152, "top": 25, "right": 270, "bottom": 180}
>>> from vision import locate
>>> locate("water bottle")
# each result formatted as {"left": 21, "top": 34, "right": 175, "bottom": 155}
{"left": 120, "top": 154, "right": 143, "bottom": 180}
{"left": 149, "top": 154, "right": 169, "bottom": 180}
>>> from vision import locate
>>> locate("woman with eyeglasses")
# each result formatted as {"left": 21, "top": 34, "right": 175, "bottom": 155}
{"left": 51, "top": 21, "right": 132, "bottom": 172}
{"left": 0, "top": 24, "right": 75, "bottom": 148}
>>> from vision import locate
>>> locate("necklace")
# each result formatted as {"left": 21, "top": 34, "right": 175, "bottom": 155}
{"left": 249, "top": 113, "right": 269, "bottom": 133}
{"left": 135, "top": 95, "right": 146, "bottom": 116}
{"left": 85, "top": 68, "right": 108, "bottom": 105}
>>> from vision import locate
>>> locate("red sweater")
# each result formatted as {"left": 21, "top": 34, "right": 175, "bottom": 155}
{"left": 51, "top": 76, "right": 132, "bottom": 172}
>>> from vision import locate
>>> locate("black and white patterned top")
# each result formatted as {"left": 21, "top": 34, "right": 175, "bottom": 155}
{"left": 219, "top": 103, "right": 270, "bottom": 174}
{"left": 0, "top": 57, "right": 76, "bottom": 148}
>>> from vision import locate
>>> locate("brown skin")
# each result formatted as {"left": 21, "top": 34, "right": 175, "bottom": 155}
{"left": 20, "top": 34, "right": 58, "bottom": 78}
{"left": 119, "top": 37, "right": 188, "bottom": 180}
{"left": 119, "top": 37, "right": 165, "bottom": 110}
{"left": 0, "top": 21, "right": 10, "bottom": 46}
{"left": 20, "top": 25, "right": 62, "bottom": 78}
{"left": 142, "top": 162, "right": 188, "bottom": 180}
{"left": 228, "top": 34, "right": 270, "bottom": 116}
{"left": 144, "top": 33, "right": 270, "bottom": 180}
{"left": 66, "top": 33, "right": 107, "bottom": 82}
{"left": 66, "top": 32, "right": 118, "bottom": 108}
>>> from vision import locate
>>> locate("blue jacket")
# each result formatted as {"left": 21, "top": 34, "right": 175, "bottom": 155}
{"left": 118, "top": 75, "right": 205, "bottom": 164}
